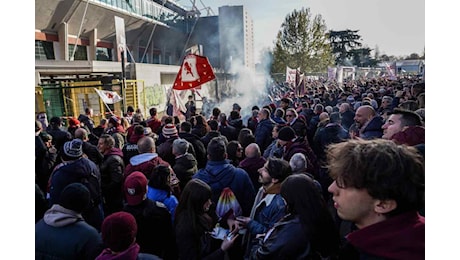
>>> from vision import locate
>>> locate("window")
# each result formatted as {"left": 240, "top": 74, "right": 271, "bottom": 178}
{"left": 35, "top": 40, "right": 55, "bottom": 60}
{"left": 96, "top": 47, "right": 112, "bottom": 61}
{"left": 68, "top": 45, "right": 88, "bottom": 60}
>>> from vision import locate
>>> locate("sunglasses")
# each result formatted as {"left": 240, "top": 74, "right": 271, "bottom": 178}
{"left": 286, "top": 114, "right": 294, "bottom": 117}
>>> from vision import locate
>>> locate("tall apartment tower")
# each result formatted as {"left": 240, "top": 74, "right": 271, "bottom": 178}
{"left": 218, "top": 5, "right": 255, "bottom": 72}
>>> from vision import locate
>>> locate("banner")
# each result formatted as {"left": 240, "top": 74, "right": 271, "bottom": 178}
{"left": 94, "top": 88, "right": 123, "bottom": 104}
{"left": 328, "top": 67, "right": 337, "bottom": 81}
{"left": 286, "top": 66, "right": 297, "bottom": 84}
{"left": 385, "top": 62, "right": 397, "bottom": 80}
{"left": 173, "top": 54, "right": 216, "bottom": 90}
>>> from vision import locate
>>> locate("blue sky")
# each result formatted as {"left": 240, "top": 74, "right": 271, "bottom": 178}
{"left": 184, "top": 0, "right": 425, "bottom": 62}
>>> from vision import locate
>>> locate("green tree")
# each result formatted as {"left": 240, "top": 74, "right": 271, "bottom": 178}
{"left": 349, "top": 47, "right": 378, "bottom": 67}
{"left": 271, "top": 8, "right": 334, "bottom": 74}
{"left": 329, "top": 29, "right": 362, "bottom": 65}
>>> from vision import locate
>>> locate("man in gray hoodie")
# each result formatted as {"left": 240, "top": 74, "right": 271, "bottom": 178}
{"left": 36, "top": 183, "right": 104, "bottom": 260}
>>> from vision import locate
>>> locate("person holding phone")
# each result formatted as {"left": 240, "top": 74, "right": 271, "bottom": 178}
{"left": 234, "top": 158, "right": 292, "bottom": 259}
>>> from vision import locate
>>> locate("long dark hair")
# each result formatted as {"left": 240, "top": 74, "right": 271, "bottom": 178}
{"left": 175, "top": 179, "right": 213, "bottom": 235}
{"left": 280, "top": 174, "right": 339, "bottom": 258}
{"left": 148, "top": 165, "right": 172, "bottom": 196}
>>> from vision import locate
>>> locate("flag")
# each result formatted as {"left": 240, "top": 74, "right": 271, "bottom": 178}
{"left": 173, "top": 54, "right": 216, "bottom": 90}
{"left": 385, "top": 62, "right": 396, "bottom": 80}
{"left": 295, "top": 70, "right": 304, "bottom": 97}
{"left": 94, "top": 88, "right": 123, "bottom": 104}
{"left": 168, "top": 88, "right": 187, "bottom": 121}
{"left": 286, "top": 66, "right": 297, "bottom": 84}
{"left": 328, "top": 67, "right": 337, "bottom": 81}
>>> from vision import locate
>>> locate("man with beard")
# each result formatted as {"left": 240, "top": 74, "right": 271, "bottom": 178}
{"left": 235, "top": 158, "right": 292, "bottom": 259}
{"left": 349, "top": 105, "right": 383, "bottom": 140}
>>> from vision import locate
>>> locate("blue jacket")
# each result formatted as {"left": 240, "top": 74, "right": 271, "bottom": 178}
{"left": 360, "top": 116, "right": 384, "bottom": 140}
{"left": 250, "top": 214, "right": 311, "bottom": 259}
{"left": 48, "top": 157, "right": 104, "bottom": 230}
{"left": 35, "top": 205, "right": 104, "bottom": 260}
{"left": 255, "top": 118, "right": 275, "bottom": 153}
{"left": 147, "top": 187, "right": 178, "bottom": 223}
{"left": 193, "top": 160, "right": 256, "bottom": 216}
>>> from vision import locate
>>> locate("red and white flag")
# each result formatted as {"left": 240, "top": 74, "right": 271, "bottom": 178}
{"left": 286, "top": 66, "right": 297, "bottom": 84}
{"left": 173, "top": 54, "right": 216, "bottom": 90}
{"left": 94, "top": 88, "right": 123, "bottom": 104}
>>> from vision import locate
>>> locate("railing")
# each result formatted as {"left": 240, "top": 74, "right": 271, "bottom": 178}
{"left": 91, "top": 0, "right": 178, "bottom": 24}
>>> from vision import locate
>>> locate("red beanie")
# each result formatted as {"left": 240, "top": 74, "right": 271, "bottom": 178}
{"left": 101, "top": 212, "right": 137, "bottom": 252}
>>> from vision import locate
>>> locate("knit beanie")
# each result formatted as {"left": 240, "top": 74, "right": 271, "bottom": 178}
{"left": 58, "top": 183, "right": 90, "bottom": 213}
{"left": 162, "top": 123, "right": 178, "bottom": 138}
{"left": 68, "top": 117, "right": 80, "bottom": 126}
{"left": 278, "top": 126, "right": 296, "bottom": 141}
{"left": 101, "top": 212, "right": 137, "bottom": 252}
{"left": 62, "top": 139, "right": 83, "bottom": 158}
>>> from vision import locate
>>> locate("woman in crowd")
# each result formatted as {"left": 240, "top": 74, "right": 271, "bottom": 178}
{"left": 147, "top": 165, "right": 179, "bottom": 223}
{"left": 250, "top": 174, "right": 340, "bottom": 259}
{"left": 174, "top": 179, "right": 239, "bottom": 260}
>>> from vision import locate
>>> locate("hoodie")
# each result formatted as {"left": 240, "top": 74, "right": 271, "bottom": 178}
{"left": 124, "top": 153, "right": 170, "bottom": 179}
{"left": 96, "top": 243, "right": 140, "bottom": 260}
{"left": 346, "top": 210, "right": 424, "bottom": 260}
{"left": 44, "top": 204, "right": 84, "bottom": 227}
{"left": 36, "top": 204, "right": 103, "bottom": 260}
{"left": 193, "top": 160, "right": 256, "bottom": 216}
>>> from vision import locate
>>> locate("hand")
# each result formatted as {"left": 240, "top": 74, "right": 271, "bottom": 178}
{"left": 236, "top": 216, "right": 251, "bottom": 226}
{"left": 220, "top": 232, "right": 239, "bottom": 252}
{"left": 227, "top": 218, "right": 240, "bottom": 233}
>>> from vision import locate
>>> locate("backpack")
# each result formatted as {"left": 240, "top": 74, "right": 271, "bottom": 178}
{"left": 215, "top": 187, "right": 242, "bottom": 221}
{"left": 80, "top": 167, "right": 102, "bottom": 208}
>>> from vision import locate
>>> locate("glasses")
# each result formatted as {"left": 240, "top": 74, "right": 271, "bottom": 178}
{"left": 286, "top": 114, "right": 294, "bottom": 117}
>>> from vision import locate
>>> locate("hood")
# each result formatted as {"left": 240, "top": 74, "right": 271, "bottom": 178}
{"left": 96, "top": 243, "right": 140, "bottom": 260}
{"left": 391, "top": 126, "right": 425, "bottom": 146}
{"left": 239, "top": 157, "right": 266, "bottom": 169}
{"left": 176, "top": 153, "right": 198, "bottom": 168}
{"left": 129, "top": 133, "right": 144, "bottom": 144}
{"left": 43, "top": 204, "right": 84, "bottom": 227}
{"left": 129, "top": 153, "right": 158, "bottom": 166}
{"left": 347, "top": 211, "right": 424, "bottom": 260}
{"left": 196, "top": 160, "right": 236, "bottom": 191}
{"left": 105, "top": 147, "right": 124, "bottom": 158}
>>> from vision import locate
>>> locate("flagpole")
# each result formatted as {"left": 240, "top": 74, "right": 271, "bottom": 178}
{"left": 121, "top": 49, "right": 127, "bottom": 115}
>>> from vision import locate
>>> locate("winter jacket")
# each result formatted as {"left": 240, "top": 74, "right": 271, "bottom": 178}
{"left": 239, "top": 156, "right": 266, "bottom": 191}
{"left": 147, "top": 187, "right": 178, "bottom": 223}
{"left": 249, "top": 214, "right": 310, "bottom": 259}
{"left": 179, "top": 132, "right": 207, "bottom": 169}
{"left": 96, "top": 243, "right": 162, "bottom": 260}
{"left": 48, "top": 157, "right": 104, "bottom": 230}
{"left": 282, "top": 137, "right": 319, "bottom": 178}
{"left": 201, "top": 131, "right": 222, "bottom": 148}
{"left": 193, "top": 160, "right": 256, "bottom": 217}
{"left": 100, "top": 147, "right": 125, "bottom": 215}
{"left": 255, "top": 118, "right": 276, "bottom": 154}
{"left": 173, "top": 153, "right": 198, "bottom": 191}
{"left": 359, "top": 116, "right": 384, "bottom": 140}
{"left": 36, "top": 204, "right": 104, "bottom": 260}
{"left": 175, "top": 211, "right": 224, "bottom": 260}
{"left": 313, "top": 123, "right": 350, "bottom": 164}
{"left": 125, "top": 153, "right": 171, "bottom": 180}
{"left": 262, "top": 139, "right": 283, "bottom": 159}
{"left": 158, "top": 137, "right": 196, "bottom": 167}
{"left": 123, "top": 199, "right": 176, "bottom": 259}
{"left": 340, "top": 211, "right": 425, "bottom": 260}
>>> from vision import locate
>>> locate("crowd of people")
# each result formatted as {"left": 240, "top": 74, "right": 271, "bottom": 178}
{"left": 35, "top": 75, "right": 425, "bottom": 259}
